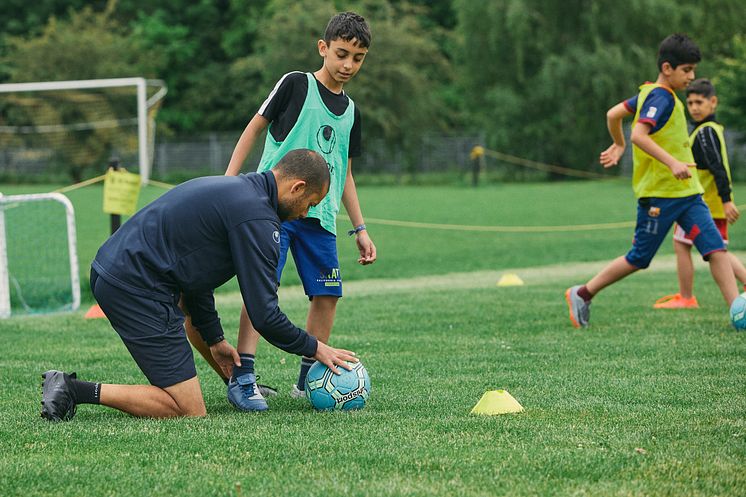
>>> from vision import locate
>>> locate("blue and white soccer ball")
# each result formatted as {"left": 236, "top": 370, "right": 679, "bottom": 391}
{"left": 730, "top": 292, "right": 746, "bottom": 330}
{"left": 305, "top": 360, "right": 371, "bottom": 411}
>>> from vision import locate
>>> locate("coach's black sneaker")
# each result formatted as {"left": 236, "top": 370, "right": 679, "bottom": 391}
{"left": 41, "top": 370, "right": 78, "bottom": 422}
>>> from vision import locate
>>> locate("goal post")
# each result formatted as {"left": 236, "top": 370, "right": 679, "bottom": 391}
{"left": 0, "top": 77, "right": 167, "bottom": 184}
{"left": 0, "top": 192, "right": 80, "bottom": 318}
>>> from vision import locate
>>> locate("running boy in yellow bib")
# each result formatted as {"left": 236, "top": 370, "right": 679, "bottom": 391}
{"left": 566, "top": 34, "right": 739, "bottom": 328}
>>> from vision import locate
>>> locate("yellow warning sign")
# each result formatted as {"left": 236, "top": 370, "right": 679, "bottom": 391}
{"left": 103, "top": 168, "right": 141, "bottom": 216}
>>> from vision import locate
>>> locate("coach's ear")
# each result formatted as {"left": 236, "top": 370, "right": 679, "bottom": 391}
{"left": 289, "top": 180, "right": 307, "bottom": 195}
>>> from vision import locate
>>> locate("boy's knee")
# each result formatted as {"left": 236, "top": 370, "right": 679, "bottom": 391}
{"left": 624, "top": 253, "right": 650, "bottom": 270}
{"left": 311, "top": 295, "right": 339, "bottom": 309}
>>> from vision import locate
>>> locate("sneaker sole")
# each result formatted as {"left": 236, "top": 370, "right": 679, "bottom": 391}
{"left": 653, "top": 302, "right": 699, "bottom": 309}
{"left": 565, "top": 288, "right": 582, "bottom": 329}
{"left": 40, "top": 372, "right": 51, "bottom": 420}
{"left": 227, "top": 395, "right": 269, "bottom": 412}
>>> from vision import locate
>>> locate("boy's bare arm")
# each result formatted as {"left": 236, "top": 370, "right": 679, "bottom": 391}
{"left": 600, "top": 102, "right": 632, "bottom": 168}
{"left": 630, "top": 122, "right": 693, "bottom": 179}
{"left": 341, "top": 159, "right": 376, "bottom": 265}
{"left": 225, "top": 114, "right": 270, "bottom": 176}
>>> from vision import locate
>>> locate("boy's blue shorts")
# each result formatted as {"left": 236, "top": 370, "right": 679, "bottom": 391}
{"left": 626, "top": 194, "right": 726, "bottom": 269}
{"left": 90, "top": 268, "right": 195, "bottom": 388}
{"left": 277, "top": 218, "right": 342, "bottom": 298}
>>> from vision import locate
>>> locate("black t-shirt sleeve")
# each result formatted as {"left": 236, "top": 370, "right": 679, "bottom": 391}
{"left": 349, "top": 105, "right": 362, "bottom": 158}
{"left": 228, "top": 219, "right": 318, "bottom": 357}
{"left": 258, "top": 72, "right": 307, "bottom": 124}
{"left": 696, "top": 127, "right": 732, "bottom": 202}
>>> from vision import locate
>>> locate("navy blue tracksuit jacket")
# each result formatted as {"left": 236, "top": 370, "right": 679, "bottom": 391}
{"left": 92, "top": 171, "right": 318, "bottom": 357}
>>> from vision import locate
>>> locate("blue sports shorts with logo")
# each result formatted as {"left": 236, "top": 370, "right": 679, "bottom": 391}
{"left": 625, "top": 194, "right": 726, "bottom": 269}
{"left": 277, "top": 217, "right": 342, "bottom": 298}
{"left": 90, "top": 268, "right": 195, "bottom": 388}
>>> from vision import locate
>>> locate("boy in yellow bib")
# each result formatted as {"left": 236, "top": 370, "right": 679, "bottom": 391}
{"left": 565, "top": 34, "right": 739, "bottom": 328}
{"left": 654, "top": 79, "right": 746, "bottom": 308}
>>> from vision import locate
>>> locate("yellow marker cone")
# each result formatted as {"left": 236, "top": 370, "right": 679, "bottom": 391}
{"left": 470, "top": 390, "right": 524, "bottom": 415}
{"left": 497, "top": 273, "right": 524, "bottom": 287}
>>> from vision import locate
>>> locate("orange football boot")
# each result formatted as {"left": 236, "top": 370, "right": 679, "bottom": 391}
{"left": 653, "top": 293, "right": 699, "bottom": 309}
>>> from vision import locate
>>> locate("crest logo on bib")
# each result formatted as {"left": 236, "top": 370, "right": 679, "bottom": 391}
{"left": 316, "top": 124, "right": 337, "bottom": 155}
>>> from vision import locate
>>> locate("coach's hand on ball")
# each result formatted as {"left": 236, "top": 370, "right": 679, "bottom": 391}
{"left": 209, "top": 339, "right": 241, "bottom": 378}
{"left": 314, "top": 341, "right": 358, "bottom": 375}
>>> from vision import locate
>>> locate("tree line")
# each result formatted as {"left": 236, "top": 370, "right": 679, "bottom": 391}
{"left": 1, "top": 0, "right": 745, "bottom": 176}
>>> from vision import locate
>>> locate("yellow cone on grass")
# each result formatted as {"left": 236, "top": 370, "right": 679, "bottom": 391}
{"left": 471, "top": 390, "right": 524, "bottom": 415}
{"left": 497, "top": 273, "right": 524, "bottom": 287}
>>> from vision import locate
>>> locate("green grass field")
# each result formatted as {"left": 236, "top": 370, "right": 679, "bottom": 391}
{"left": 1, "top": 180, "right": 745, "bottom": 496}
{"left": 6, "top": 179, "right": 746, "bottom": 294}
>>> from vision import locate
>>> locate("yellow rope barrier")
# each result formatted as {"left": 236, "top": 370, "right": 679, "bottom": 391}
{"left": 147, "top": 179, "right": 175, "bottom": 190}
{"left": 49, "top": 175, "right": 176, "bottom": 195}
{"left": 45, "top": 164, "right": 746, "bottom": 235}
{"left": 365, "top": 203, "right": 746, "bottom": 234}
{"left": 479, "top": 147, "right": 622, "bottom": 181}
{"left": 364, "top": 217, "right": 635, "bottom": 233}
{"left": 51, "top": 174, "right": 106, "bottom": 193}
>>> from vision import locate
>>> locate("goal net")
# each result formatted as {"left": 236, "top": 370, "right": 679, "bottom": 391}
{"left": 0, "top": 193, "right": 80, "bottom": 318}
{"left": 0, "top": 78, "right": 167, "bottom": 184}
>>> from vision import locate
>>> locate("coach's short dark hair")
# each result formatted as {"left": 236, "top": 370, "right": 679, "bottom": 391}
{"left": 274, "top": 149, "right": 330, "bottom": 194}
{"left": 686, "top": 78, "right": 716, "bottom": 98}
{"left": 324, "top": 12, "right": 371, "bottom": 48}
{"left": 658, "top": 33, "right": 701, "bottom": 70}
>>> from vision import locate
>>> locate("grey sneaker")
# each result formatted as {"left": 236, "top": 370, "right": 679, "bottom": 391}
{"left": 565, "top": 286, "right": 591, "bottom": 328}
{"left": 290, "top": 384, "right": 306, "bottom": 399}
{"left": 257, "top": 383, "right": 278, "bottom": 398}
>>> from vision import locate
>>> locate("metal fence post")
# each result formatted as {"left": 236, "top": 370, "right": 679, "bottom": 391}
{"left": 108, "top": 157, "right": 121, "bottom": 234}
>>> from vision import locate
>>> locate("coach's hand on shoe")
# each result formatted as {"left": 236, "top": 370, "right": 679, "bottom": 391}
{"left": 314, "top": 342, "right": 358, "bottom": 375}
{"left": 210, "top": 339, "right": 241, "bottom": 378}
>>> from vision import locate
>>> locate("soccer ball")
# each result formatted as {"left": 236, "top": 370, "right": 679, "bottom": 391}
{"left": 730, "top": 292, "right": 746, "bottom": 330}
{"left": 305, "top": 360, "right": 371, "bottom": 411}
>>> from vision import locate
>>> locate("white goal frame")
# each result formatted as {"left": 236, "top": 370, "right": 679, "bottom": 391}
{"left": 0, "top": 77, "right": 167, "bottom": 184}
{"left": 0, "top": 193, "right": 80, "bottom": 318}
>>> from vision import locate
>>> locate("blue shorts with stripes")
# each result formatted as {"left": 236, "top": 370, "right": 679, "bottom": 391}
{"left": 625, "top": 195, "right": 726, "bottom": 269}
